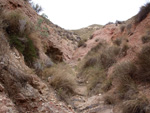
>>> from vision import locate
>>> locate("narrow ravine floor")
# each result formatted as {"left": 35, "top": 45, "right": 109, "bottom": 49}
{"left": 67, "top": 68, "right": 114, "bottom": 113}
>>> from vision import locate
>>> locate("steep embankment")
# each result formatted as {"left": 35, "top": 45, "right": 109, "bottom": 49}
{"left": 70, "top": 24, "right": 120, "bottom": 64}
{"left": 0, "top": 0, "right": 79, "bottom": 112}
{"left": 71, "top": 3, "right": 150, "bottom": 113}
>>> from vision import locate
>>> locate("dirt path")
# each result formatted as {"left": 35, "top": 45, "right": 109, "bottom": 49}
{"left": 68, "top": 68, "right": 114, "bottom": 113}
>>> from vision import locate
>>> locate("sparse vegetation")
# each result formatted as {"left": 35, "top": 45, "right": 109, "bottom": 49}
{"left": 42, "top": 63, "right": 76, "bottom": 100}
{"left": 36, "top": 18, "right": 49, "bottom": 37}
{"left": 2, "top": 11, "right": 38, "bottom": 66}
{"left": 120, "top": 43, "right": 129, "bottom": 57}
{"left": 103, "top": 94, "right": 115, "bottom": 105}
{"left": 95, "top": 39, "right": 99, "bottom": 42}
{"left": 1, "top": 1, "right": 150, "bottom": 112}
{"left": 83, "top": 58, "right": 97, "bottom": 68}
{"left": 72, "top": 24, "right": 102, "bottom": 41}
{"left": 78, "top": 42, "right": 121, "bottom": 95}
{"left": 101, "top": 79, "right": 112, "bottom": 92}
{"left": 126, "top": 24, "right": 132, "bottom": 31}
{"left": 135, "top": 3, "right": 150, "bottom": 24}
{"left": 89, "top": 35, "right": 93, "bottom": 39}
{"left": 122, "top": 95, "right": 150, "bottom": 113}
{"left": 120, "top": 25, "right": 125, "bottom": 32}
{"left": 136, "top": 45, "right": 150, "bottom": 82}
{"left": 98, "top": 45, "right": 120, "bottom": 69}
{"left": 141, "top": 35, "right": 150, "bottom": 43}
{"left": 41, "top": 13, "right": 48, "bottom": 19}
{"left": 112, "top": 61, "right": 137, "bottom": 99}
{"left": 23, "top": 37, "right": 38, "bottom": 66}
{"left": 78, "top": 39, "right": 87, "bottom": 47}
{"left": 24, "top": 0, "right": 31, "bottom": 2}
{"left": 85, "top": 66, "right": 106, "bottom": 94}
{"left": 3, "top": 11, "right": 33, "bottom": 36}
{"left": 113, "top": 37, "right": 122, "bottom": 46}
{"left": 90, "top": 41, "right": 106, "bottom": 52}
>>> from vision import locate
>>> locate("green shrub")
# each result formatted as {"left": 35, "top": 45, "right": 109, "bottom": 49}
{"left": 135, "top": 3, "right": 150, "bottom": 24}
{"left": 3, "top": 11, "right": 37, "bottom": 66}
{"left": 23, "top": 37, "right": 38, "bottom": 66}
{"left": 9, "top": 35, "right": 25, "bottom": 53}
{"left": 9, "top": 35, "right": 38, "bottom": 66}
{"left": 37, "top": 18, "right": 44, "bottom": 27}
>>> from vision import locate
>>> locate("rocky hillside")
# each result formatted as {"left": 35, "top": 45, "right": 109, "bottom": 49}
{"left": 72, "top": 24, "right": 102, "bottom": 41}
{"left": 70, "top": 3, "right": 150, "bottom": 113}
{"left": 0, "top": 0, "right": 79, "bottom": 112}
{"left": 71, "top": 25, "right": 102, "bottom": 48}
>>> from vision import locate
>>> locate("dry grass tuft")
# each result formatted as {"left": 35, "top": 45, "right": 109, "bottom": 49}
{"left": 103, "top": 94, "right": 116, "bottom": 105}
{"left": 122, "top": 94, "right": 150, "bottom": 113}
{"left": 2, "top": 10, "right": 33, "bottom": 36}
{"left": 101, "top": 79, "right": 112, "bottom": 92}
{"left": 98, "top": 45, "right": 120, "bottom": 69}
{"left": 136, "top": 45, "right": 150, "bottom": 82}
{"left": 120, "top": 25, "right": 125, "bottom": 32}
{"left": 112, "top": 61, "right": 137, "bottom": 99}
{"left": 90, "top": 41, "right": 106, "bottom": 53}
{"left": 141, "top": 35, "right": 150, "bottom": 44}
{"left": 78, "top": 40, "right": 87, "bottom": 47}
{"left": 87, "top": 68, "right": 106, "bottom": 93}
{"left": 113, "top": 37, "right": 122, "bottom": 46}
{"left": 83, "top": 57, "right": 97, "bottom": 68}
{"left": 42, "top": 63, "right": 76, "bottom": 100}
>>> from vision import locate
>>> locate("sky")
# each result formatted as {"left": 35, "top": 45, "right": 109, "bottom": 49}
{"left": 31, "top": 0, "right": 149, "bottom": 30}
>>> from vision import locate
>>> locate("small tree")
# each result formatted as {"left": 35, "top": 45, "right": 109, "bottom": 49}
{"left": 32, "top": 3, "right": 43, "bottom": 13}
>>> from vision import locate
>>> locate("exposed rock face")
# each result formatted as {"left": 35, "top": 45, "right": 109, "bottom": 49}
{"left": 0, "top": 31, "right": 75, "bottom": 112}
